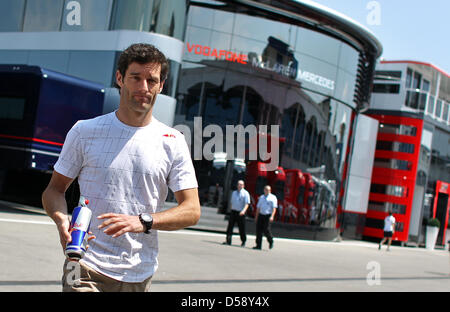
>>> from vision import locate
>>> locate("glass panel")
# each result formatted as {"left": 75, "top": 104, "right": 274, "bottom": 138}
{"left": 0, "top": 97, "right": 26, "bottom": 120}
{"left": 28, "top": 50, "right": 69, "bottom": 73}
{"left": 373, "top": 158, "right": 412, "bottom": 170}
{"left": 62, "top": 0, "right": 112, "bottom": 31}
{"left": 412, "top": 71, "right": 421, "bottom": 89}
{"left": 405, "top": 90, "right": 419, "bottom": 109}
{"left": 150, "top": 0, "right": 188, "bottom": 40}
{"left": 406, "top": 68, "right": 412, "bottom": 88}
{"left": 23, "top": 0, "right": 64, "bottom": 31}
{"left": 435, "top": 99, "right": 442, "bottom": 118}
{"left": 378, "top": 123, "right": 417, "bottom": 136}
{"left": 376, "top": 141, "right": 415, "bottom": 154}
{"left": 422, "top": 79, "right": 430, "bottom": 92}
{"left": 67, "top": 51, "right": 116, "bottom": 86}
{"left": 280, "top": 104, "right": 297, "bottom": 156}
{"left": 368, "top": 201, "right": 406, "bottom": 214}
{"left": 374, "top": 70, "right": 402, "bottom": 81}
{"left": 370, "top": 184, "right": 406, "bottom": 197}
{"left": 177, "top": 63, "right": 204, "bottom": 120}
{"left": 418, "top": 92, "right": 427, "bottom": 111}
{"left": 293, "top": 106, "right": 305, "bottom": 160}
{"left": 234, "top": 12, "right": 294, "bottom": 46}
{"left": 443, "top": 102, "right": 449, "bottom": 121}
{"left": 0, "top": 0, "right": 25, "bottom": 31}
{"left": 372, "top": 83, "right": 400, "bottom": 93}
{"left": 296, "top": 27, "right": 341, "bottom": 66}
{"left": 338, "top": 42, "right": 359, "bottom": 75}
{"left": 242, "top": 87, "right": 263, "bottom": 127}
{"left": 427, "top": 95, "right": 435, "bottom": 114}
{"left": 111, "top": 0, "right": 153, "bottom": 32}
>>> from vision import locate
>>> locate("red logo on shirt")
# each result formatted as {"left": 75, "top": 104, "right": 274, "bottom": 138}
{"left": 163, "top": 134, "right": 176, "bottom": 138}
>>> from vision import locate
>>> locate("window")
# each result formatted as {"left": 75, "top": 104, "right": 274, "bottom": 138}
{"left": 412, "top": 71, "right": 421, "bottom": 89}
{"left": 405, "top": 90, "right": 419, "bottom": 109}
{"left": 374, "top": 70, "right": 402, "bottom": 81}
{"left": 0, "top": 97, "right": 26, "bottom": 120}
{"left": 23, "top": 0, "right": 64, "bottom": 31}
{"left": 422, "top": 79, "right": 430, "bottom": 92}
{"left": 370, "top": 184, "right": 406, "bottom": 197}
{"left": 427, "top": 95, "right": 435, "bottom": 114}
{"left": 376, "top": 141, "right": 415, "bottom": 154}
{"left": 443, "top": 102, "right": 449, "bottom": 122}
{"left": 0, "top": 0, "right": 26, "bottom": 31}
{"left": 368, "top": 201, "right": 407, "bottom": 214}
{"left": 435, "top": 99, "right": 443, "bottom": 118}
{"left": 406, "top": 68, "right": 412, "bottom": 88}
{"left": 110, "top": 0, "right": 153, "bottom": 31}
{"left": 372, "top": 83, "right": 400, "bottom": 94}
{"left": 373, "top": 158, "right": 412, "bottom": 170}
{"left": 378, "top": 123, "right": 417, "bottom": 136}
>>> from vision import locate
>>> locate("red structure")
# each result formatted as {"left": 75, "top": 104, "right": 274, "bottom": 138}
{"left": 245, "top": 161, "right": 269, "bottom": 217}
{"left": 283, "top": 169, "right": 306, "bottom": 223}
{"left": 267, "top": 166, "right": 286, "bottom": 221}
{"left": 363, "top": 113, "right": 424, "bottom": 242}
{"left": 432, "top": 181, "right": 450, "bottom": 245}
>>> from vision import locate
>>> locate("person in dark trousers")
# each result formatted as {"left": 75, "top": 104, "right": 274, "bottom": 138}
{"left": 253, "top": 185, "right": 277, "bottom": 250}
{"left": 223, "top": 180, "right": 250, "bottom": 247}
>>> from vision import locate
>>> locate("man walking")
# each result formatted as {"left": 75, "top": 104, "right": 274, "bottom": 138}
{"left": 42, "top": 43, "right": 200, "bottom": 292}
{"left": 253, "top": 185, "right": 277, "bottom": 250}
{"left": 223, "top": 180, "right": 250, "bottom": 247}
{"left": 379, "top": 211, "right": 396, "bottom": 251}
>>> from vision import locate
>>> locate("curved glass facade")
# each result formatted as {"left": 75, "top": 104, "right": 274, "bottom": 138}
{"left": 175, "top": 2, "right": 370, "bottom": 229}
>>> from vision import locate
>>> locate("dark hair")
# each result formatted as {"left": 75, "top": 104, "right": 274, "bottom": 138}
{"left": 115, "top": 43, "right": 169, "bottom": 90}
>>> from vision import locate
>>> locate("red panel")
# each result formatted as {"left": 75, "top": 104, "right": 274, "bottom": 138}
{"left": 369, "top": 193, "right": 408, "bottom": 205}
{"left": 370, "top": 174, "right": 411, "bottom": 186}
{"left": 374, "top": 150, "right": 416, "bottom": 161}
{"left": 371, "top": 167, "right": 414, "bottom": 179}
{"left": 377, "top": 133, "right": 418, "bottom": 144}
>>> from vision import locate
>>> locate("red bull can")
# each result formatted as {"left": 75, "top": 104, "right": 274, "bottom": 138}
{"left": 65, "top": 199, "right": 92, "bottom": 261}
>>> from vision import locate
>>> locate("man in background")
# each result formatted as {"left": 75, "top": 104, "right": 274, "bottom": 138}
{"left": 253, "top": 185, "right": 277, "bottom": 250}
{"left": 223, "top": 180, "right": 250, "bottom": 247}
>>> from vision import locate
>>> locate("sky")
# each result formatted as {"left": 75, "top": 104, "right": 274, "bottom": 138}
{"left": 309, "top": 0, "right": 450, "bottom": 74}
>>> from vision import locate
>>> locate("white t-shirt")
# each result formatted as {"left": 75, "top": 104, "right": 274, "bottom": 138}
{"left": 383, "top": 215, "right": 396, "bottom": 232}
{"left": 54, "top": 112, "right": 198, "bottom": 282}
{"left": 230, "top": 189, "right": 251, "bottom": 212}
{"left": 256, "top": 193, "right": 278, "bottom": 216}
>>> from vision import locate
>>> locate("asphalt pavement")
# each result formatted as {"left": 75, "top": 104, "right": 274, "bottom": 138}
{"left": 0, "top": 200, "right": 449, "bottom": 292}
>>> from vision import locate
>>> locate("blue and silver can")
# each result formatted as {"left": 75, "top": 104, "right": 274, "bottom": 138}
{"left": 65, "top": 198, "right": 92, "bottom": 261}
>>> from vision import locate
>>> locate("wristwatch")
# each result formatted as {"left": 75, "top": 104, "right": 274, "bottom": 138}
{"left": 139, "top": 213, "right": 153, "bottom": 234}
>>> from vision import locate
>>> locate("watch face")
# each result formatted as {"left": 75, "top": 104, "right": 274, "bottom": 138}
{"left": 142, "top": 214, "right": 152, "bottom": 222}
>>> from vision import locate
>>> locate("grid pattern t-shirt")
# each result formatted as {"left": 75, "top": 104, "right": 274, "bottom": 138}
{"left": 54, "top": 111, "right": 198, "bottom": 282}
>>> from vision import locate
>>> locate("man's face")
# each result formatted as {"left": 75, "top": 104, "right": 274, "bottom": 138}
{"left": 237, "top": 181, "right": 244, "bottom": 191}
{"left": 116, "top": 61, "right": 164, "bottom": 114}
{"left": 264, "top": 186, "right": 270, "bottom": 195}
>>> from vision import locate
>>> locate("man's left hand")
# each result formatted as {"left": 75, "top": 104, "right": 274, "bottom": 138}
{"left": 97, "top": 213, "right": 145, "bottom": 238}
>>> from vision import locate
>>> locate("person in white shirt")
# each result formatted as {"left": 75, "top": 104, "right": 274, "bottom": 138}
{"left": 253, "top": 185, "right": 277, "bottom": 250}
{"left": 42, "top": 43, "right": 200, "bottom": 292}
{"left": 379, "top": 211, "right": 396, "bottom": 251}
{"left": 223, "top": 180, "right": 250, "bottom": 247}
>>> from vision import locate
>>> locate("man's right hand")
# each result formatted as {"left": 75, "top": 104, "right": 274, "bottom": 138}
{"left": 55, "top": 213, "right": 72, "bottom": 253}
